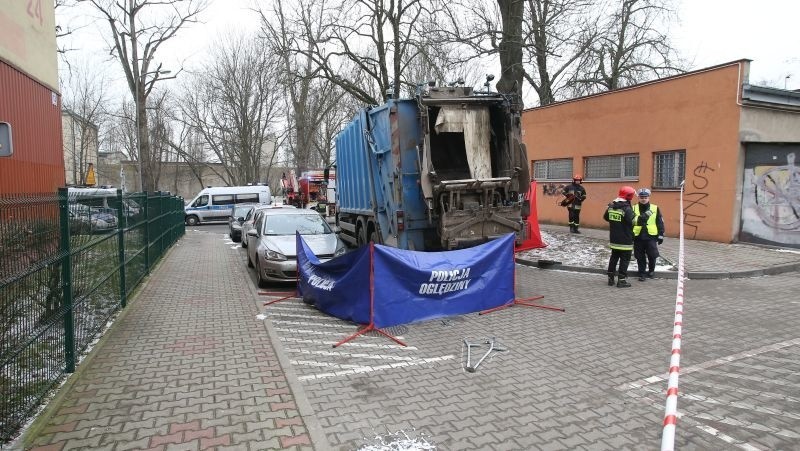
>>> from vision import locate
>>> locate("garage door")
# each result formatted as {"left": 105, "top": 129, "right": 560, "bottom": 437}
{"left": 739, "top": 143, "right": 800, "bottom": 248}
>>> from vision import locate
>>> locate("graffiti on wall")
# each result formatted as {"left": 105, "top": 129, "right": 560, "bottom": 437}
{"left": 682, "top": 161, "right": 715, "bottom": 239}
{"left": 542, "top": 183, "right": 566, "bottom": 196}
{"left": 741, "top": 151, "right": 800, "bottom": 247}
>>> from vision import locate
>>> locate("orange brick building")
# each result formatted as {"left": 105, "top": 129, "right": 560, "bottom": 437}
{"left": 522, "top": 60, "right": 800, "bottom": 248}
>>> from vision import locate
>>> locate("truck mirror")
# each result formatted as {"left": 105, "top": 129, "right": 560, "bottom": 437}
{"left": 323, "top": 168, "right": 330, "bottom": 182}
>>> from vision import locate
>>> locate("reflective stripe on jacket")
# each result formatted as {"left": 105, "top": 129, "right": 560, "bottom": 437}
{"left": 604, "top": 199, "right": 634, "bottom": 251}
{"left": 633, "top": 204, "right": 659, "bottom": 236}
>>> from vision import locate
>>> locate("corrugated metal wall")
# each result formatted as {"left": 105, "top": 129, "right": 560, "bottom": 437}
{"left": 0, "top": 60, "right": 64, "bottom": 194}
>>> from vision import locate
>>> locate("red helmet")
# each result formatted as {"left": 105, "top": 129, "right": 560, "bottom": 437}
{"left": 573, "top": 174, "right": 583, "bottom": 182}
{"left": 619, "top": 186, "right": 635, "bottom": 200}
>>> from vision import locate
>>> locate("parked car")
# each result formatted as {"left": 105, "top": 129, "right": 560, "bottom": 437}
{"left": 68, "top": 203, "right": 118, "bottom": 234}
{"left": 228, "top": 204, "right": 257, "bottom": 242}
{"left": 245, "top": 208, "right": 346, "bottom": 287}
{"left": 68, "top": 187, "right": 141, "bottom": 218}
{"left": 240, "top": 204, "right": 295, "bottom": 248}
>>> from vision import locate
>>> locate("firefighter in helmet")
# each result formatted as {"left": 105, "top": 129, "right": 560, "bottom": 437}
{"left": 561, "top": 174, "right": 587, "bottom": 233}
{"left": 603, "top": 186, "right": 635, "bottom": 288}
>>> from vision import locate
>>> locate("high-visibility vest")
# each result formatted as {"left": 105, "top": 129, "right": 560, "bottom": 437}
{"left": 633, "top": 204, "right": 658, "bottom": 236}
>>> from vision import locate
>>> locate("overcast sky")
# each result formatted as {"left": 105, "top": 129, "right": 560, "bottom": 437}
{"left": 59, "top": 0, "right": 800, "bottom": 92}
{"left": 674, "top": 0, "right": 799, "bottom": 88}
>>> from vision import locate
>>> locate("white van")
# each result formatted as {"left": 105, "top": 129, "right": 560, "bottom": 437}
{"left": 184, "top": 185, "right": 272, "bottom": 225}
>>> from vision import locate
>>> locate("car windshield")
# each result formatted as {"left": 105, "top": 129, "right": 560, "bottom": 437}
{"left": 263, "top": 214, "right": 331, "bottom": 236}
{"left": 233, "top": 206, "right": 252, "bottom": 217}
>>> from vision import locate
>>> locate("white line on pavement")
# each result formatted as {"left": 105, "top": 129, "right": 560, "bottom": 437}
{"left": 279, "top": 336, "right": 417, "bottom": 350}
{"left": 272, "top": 320, "right": 357, "bottom": 329}
{"left": 274, "top": 327, "right": 405, "bottom": 339}
{"left": 297, "top": 355, "right": 456, "bottom": 381}
{"left": 637, "top": 385, "right": 800, "bottom": 420}
{"left": 284, "top": 348, "right": 431, "bottom": 361}
{"left": 617, "top": 338, "right": 800, "bottom": 391}
{"left": 290, "top": 359, "right": 364, "bottom": 369}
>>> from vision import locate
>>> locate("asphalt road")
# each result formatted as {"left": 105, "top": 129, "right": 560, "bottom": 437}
{"left": 196, "top": 222, "right": 800, "bottom": 450}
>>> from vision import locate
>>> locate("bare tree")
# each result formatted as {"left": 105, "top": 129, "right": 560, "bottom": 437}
{"left": 575, "top": 0, "right": 684, "bottom": 93}
{"left": 436, "top": 0, "right": 600, "bottom": 105}
{"left": 80, "top": 0, "right": 206, "bottom": 192}
{"left": 175, "top": 33, "right": 284, "bottom": 186}
{"left": 260, "top": 0, "right": 356, "bottom": 174}
{"left": 61, "top": 62, "right": 108, "bottom": 186}
{"left": 520, "top": 0, "right": 599, "bottom": 105}
{"left": 278, "top": 0, "right": 435, "bottom": 105}
{"left": 495, "top": 0, "right": 525, "bottom": 97}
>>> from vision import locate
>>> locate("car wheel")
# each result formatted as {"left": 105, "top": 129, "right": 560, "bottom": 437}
{"left": 247, "top": 252, "right": 254, "bottom": 268}
{"left": 241, "top": 239, "right": 248, "bottom": 248}
{"left": 255, "top": 259, "right": 268, "bottom": 288}
{"left": 185, "top": 215, "right": 199, "bottom": 226}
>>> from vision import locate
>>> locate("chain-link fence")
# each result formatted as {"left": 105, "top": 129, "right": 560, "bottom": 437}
{"left": 0, "top": 189, "right": 185, "bottom": 443}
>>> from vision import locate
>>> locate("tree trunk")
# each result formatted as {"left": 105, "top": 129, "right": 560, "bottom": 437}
{"left": 496, "top": 0, "right": 525, "bottom": 100}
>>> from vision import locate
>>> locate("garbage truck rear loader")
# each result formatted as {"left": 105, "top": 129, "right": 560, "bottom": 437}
{"left": 334, "top": 84, "right": 530, "bottom": 251}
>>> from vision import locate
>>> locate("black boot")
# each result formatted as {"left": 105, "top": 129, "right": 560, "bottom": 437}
{"left": 607, "top": 273, "right": 615, "bottom": 286}
{"left": 617, "top": 277, "right": 631, "bottom": 288}
{"left": 569, "top": 225, "right": 577, "bottom": 233}
{"left": 573, "top": 225, "right": 581, "bottom": 234}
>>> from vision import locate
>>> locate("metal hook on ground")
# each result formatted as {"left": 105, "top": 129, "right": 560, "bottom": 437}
{"left": 464, "top": 337, "right": 507, "bottom": 373}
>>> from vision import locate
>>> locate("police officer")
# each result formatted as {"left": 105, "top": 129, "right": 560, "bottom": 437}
{"left": 603, "top": 186, "right": 635, "bottom": 287}
{"left": 633, "top": 188, "right": 665, "bottom": 281}
{"left": 561, "top": 174, "right": 587, "bottom": 233}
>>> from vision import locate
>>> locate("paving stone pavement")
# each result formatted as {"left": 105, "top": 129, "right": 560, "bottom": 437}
{"left": 18, "top": 227, "right": 800, "bottom": 450}
{"left": 21, "top": 230, "right": 323, "bottom": 451}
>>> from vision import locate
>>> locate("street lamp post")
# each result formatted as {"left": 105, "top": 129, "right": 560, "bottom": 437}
{"left": 134, "top": 69, "right": 170, "bottom": 192}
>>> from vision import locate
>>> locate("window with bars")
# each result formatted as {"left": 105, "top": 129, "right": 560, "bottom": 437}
{"left": 584, "top": 154, "right": 639, "bottom": 180}
{"left": 653, "top": 150, "right": 686, "bottom": 189}
{"left": 533, "top": 158, "right": 573, "bottom": 180}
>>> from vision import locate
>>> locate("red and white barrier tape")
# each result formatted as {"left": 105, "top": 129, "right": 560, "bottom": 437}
{"left": 661, "top": 182, "right": 686, "bottom": 451}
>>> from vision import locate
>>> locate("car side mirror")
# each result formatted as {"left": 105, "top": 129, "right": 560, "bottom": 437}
{"left": 246, "top": 229, "right": 258, "bottom": 237}
{"left": 237, "top": 217, "right": 245, "bottom": 222}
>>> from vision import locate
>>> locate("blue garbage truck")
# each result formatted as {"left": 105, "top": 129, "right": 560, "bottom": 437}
{"left": 334, "top": 83, "right": 530, "bottom": 251}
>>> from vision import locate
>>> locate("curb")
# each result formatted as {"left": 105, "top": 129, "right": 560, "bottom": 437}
{"left": 514, "top": 257, "right": 800, "bottom": 279}
{"left": 243, "top": 266, "right": 331, "bottom": 450}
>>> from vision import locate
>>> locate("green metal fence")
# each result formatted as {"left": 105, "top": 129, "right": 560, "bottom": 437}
{"left": 0, "top": 189, "right": 185, "bottom": 444}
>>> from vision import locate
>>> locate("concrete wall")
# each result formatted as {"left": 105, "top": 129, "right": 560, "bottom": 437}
{"left": 97, "top": 158, "right": 293, "bottom": 201}
{"left": 0, "top": 0, "right": 59, "bottom": 91}
{"left": 522, "top": 62, "right": 747, "bottom": 243}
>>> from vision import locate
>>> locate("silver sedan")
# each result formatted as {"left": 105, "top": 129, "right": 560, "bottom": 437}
{"left": 245, "top": 207, "right": 347, "bottom": 286}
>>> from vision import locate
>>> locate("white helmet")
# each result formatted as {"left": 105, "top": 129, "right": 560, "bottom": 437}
{"left": 638, "top": 188, "right": 651, "bottom": 197}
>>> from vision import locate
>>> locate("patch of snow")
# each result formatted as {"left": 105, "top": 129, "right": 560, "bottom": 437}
{"left": 357, "top": 430, "right": 436, "bottom": 451}
{"left": 518, "top": 231, "right": 608, "bottom": 267}
{"left": 256, "top": 314, "right": 267, "bottom": 320}
{"left": 775, "top": 248, "right": 800, "bottom": 254}
{"left": 518, "top": 230, "right": 675, "bottom": 271}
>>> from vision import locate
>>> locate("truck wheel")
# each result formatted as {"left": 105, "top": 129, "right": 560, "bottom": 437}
{"left": 185, "top": 215, "right": 199, "bottom": 226}
{"left": 369, "top": 227, "right": 379, "bottom": 245}
{"left": 357, "top": 224, "right": 368, "bottom": 247}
